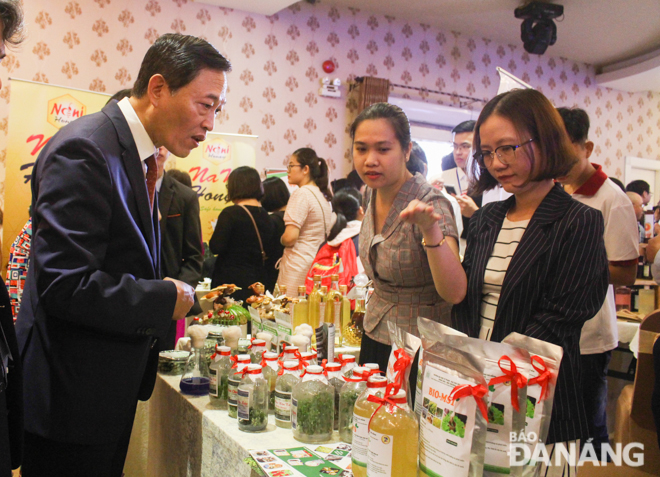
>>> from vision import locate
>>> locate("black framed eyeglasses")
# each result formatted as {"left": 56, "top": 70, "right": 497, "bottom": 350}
{"left": 473, "top": 138, "right": 534, "bottom": 168}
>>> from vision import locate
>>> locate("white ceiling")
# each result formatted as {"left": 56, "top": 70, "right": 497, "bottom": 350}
{"left": 198, "top": 0, "right": 660, "bottom": 92}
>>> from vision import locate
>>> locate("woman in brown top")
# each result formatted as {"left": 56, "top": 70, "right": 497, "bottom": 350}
{"left": 353, "top": 102, "right": 467, "bottom": 372}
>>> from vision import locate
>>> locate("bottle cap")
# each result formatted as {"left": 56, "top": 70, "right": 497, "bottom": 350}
{"left": 263, "top": 352, "right": 278, "bottom": 360}
{"left": 237, "top": 354, "right": 251, "bottom": 362}
{"left": 283, "top": 360, "right": 300, "bottom": 370}
{"left": 247, "top": 364, "right": 263, "bottom": 373}
{"left": 252, "top": 339, "right": 266, "bottom": 347}
{"left": 367, "top": 376, "right": 388, "bottom": 387}
{"left": 218, "top": 346, "right": 231, "bottom": 356}
{"left": 306, "top": 365, "right": 323, "bottom": 374}
{"left": 325, "top": 362, "right": 342, "bottom": 371}
{"left": 298, "top": 285, "right": 306, "bottom": 294}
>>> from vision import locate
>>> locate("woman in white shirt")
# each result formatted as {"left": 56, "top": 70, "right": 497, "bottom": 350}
{"left": 277, "top": 148, "right": 335, "bottom": 291}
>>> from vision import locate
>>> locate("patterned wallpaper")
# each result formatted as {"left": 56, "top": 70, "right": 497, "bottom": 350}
{"left": 0, "top": 0, "right": 659, "bottom": 209}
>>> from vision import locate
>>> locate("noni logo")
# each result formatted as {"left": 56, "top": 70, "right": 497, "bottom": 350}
{"left": 47, "top": 94, "right": 87, "bottom": 129}
{"left": 202, "top": 138, "right": 231, "bottom": 165}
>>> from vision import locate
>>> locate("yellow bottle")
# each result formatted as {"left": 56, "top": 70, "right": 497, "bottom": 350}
{"left": 292, "top": 286, "right": 308, "bottom": 330}
{"left": 319, "top": 285, "right": 328, "bottom": 327}
{"left": 325, "top": 275, "right": 343, "bottom": 346}
{"left": 308, "top": 275, "right": 322, "bottom": 331}
{"left": 352, "top": 376, "right": 388, "bottom": 477}
{"left": 279, "top": 284, "right": 287, "bottom": 298}
{"left": 367, "top": 389, "right": 419, "bottom": 476}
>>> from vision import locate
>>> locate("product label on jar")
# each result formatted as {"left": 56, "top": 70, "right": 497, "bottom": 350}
{"left": 275, "top": 390, "right": 292, "bottom": 422}
{"left": 228, "top": 376, "right": 241, "bottom": 406}
{"left": 291, "top": 397, "right": 299, "bottom": 430}
{"left": 419, "top": 363, "right": 477, "bottom": 477}
{"left": 237, "top": 388, "right": 251, "bottom": 420}
{"left": 367, "top": 429, "right": 394, "bottom": 476}
{"left": 352, "top": 412, "right": 370, "bottom": 469}
{"left": 209, "top": 368, "right": 218, "bottom": 397}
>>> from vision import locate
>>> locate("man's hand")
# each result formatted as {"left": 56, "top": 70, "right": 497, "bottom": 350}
{"left": 164, "top": 277, "right": 195, "bottom": 320}
{"left": 455, "top": 194, "right": 479, "bottom": 218}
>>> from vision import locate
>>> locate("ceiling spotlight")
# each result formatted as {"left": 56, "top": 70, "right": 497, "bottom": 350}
{"left": 514, "top": 2, "right": 564, "bottom": 55}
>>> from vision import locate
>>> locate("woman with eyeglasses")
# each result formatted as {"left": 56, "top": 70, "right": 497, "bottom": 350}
{"left": 277, "top": 148, "right": 335, "bottom": 292}
{"left": 352, "top": 102, "right": 466, "bottom": 374}
{"left": 451, "top": 88, "right": 608, "bottom": 473}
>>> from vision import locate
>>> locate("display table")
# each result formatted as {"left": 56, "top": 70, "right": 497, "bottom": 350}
{"left": 124, "top": 360, "right": 358, "bottom": 476}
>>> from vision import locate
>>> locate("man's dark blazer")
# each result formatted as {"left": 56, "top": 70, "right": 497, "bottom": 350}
{"left": 0, "top": 281, "right": 22, "bottom": 475}
{"left": 15, "top": 101, "right": 177, "bottom": 445}
{"left": 158, "top": 171, "right": 203, "bottom": 349}
{"left": 452, "top": 184, "right": 609, "bottom": 444}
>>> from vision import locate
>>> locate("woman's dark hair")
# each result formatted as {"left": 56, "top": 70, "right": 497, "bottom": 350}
{"left": 610, "top": 177, "right": 626, "bottom": 193}
{"left": 0, "top": 0, "right": 25, "bottom": 47}
{"left": 349, "top": 102, "right": 411, "bottom": 152}
{"left": 327, "top": 188, "right": 362, "bottom": 242}
{"left": 470, "top": 88, "right": 576, "bottom": 195}
{"left": 167, "top": 169, "right": 193, "bottom": 188}
{"left": 226, "top": 166, "right": 264, "bottom": 202}
{"left": 261, "top": 177, "right": 290, "bottom": 212}
{"left": 407, "top": 141, "right": 427, "bottom": 176}
{"left": 292, "top": 147, "right": 332, "bottom": 201}
{"left": 132, "top": 33, "right": 232, "bottom": 98}
{"left": 106, "top": 88, "right": 132, "bottom": 105}
{"left": 346, "top": 169, "right": 364, "bottom": 190}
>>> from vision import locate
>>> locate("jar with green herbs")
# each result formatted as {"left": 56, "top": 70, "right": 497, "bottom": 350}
{"left": 324, "top": 362, "right": 344, "bottom": 431}
{"left": 275, "top": 360, "right": 302, "bottom": 428}
{"left": 291, "top": 365, "right": 334, "bottom": 443}
{"left": 237, "top": 364, "right": 269, "bottom": 432}
{"left": 209, "top": 346, "right": 232, "bottom": 409}
{"left": 227, "top": 354, "right": 251, "bottom": 419}
{"left": 261, "top": 352, "right": 279, "bottom": 413}
{"left": 204, "top": 328, "right": 225, "bottom": 368}
{"left": 338, "top": 367, "right": 367, "bottom": 443}
{"left": 158, "top": 350, "right": 190, "bottom": 375}
{"left": 249, "top": 339, "right": 267, "bottom": 364}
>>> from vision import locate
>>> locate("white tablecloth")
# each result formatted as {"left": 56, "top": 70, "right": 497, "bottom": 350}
{"left": 124, "top": 373, "right": 349, "bottom": 477}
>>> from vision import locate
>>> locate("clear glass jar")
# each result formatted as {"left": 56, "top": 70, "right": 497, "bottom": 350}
{"left": 261, "top": 351, "right": 279, "bottom": 413}
{"left": 325, "top": 362, "right": 344, "bottom": 431}
{"left": 249, "top": 339, "right": 267, "bottom": 364}
{"left": 338, "top": 354, "right": 357, "bottom": 378}
{"left": 227, "top": 354, "right": 251, "bottom": 418}
{"left": 352, "top": 376, "right": 388, "bottom": 477}
{"left": 338, "top": 367, "right": 368, "bottom": 443}
{"left": 292, "top": 365, "right": 335, "bottom": 443}
{"left": 367, "top": 390, "right": 418, "bottom": 476}
{"left": 179, "top": 342, "right": 210, "bottom": 396}
{"left": 237, "top": 364, "right": 269, "bottom": 432}
{"left": 275, "top": 360, "right": 302, "bottom": 428}
{"left": 158, "top": 350, "right": 190, "bottom": 376}
{"left": 209, "top": 346, "right": 232, "bottom": 409}
{"left": 204, "top": 327, "right": 225, "bottom": 367}
{"left": 300, "top": 351, "right": 315, "bottom": 368}
{"left": 281, "top": 346, "right": 301, "bottom": 364}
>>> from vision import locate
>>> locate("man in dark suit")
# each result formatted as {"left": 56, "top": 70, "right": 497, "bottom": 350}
{"left": 156, "top": 146, "right": 204, "bottom": 349}
{"left": 0, "top": 2, "right": 25, "bottom": 476}
{"left": 15, "top": 34, "right": 231, "bottom": 476}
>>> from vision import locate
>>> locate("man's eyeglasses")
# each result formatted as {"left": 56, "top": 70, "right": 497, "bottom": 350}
{"left": 287, "top": 164, "right": 302, "bottom": 171}
{"left": 473, "top": 138, "right": 534, "bottom": 168}
{"left": 453, "top": 142, "right": 472, "bottom": 152}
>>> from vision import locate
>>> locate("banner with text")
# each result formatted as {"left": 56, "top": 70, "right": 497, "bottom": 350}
{"left": 172, "top": 132, "right": 258, "bottom": 244}
{"left": 4, "top": 79, "right": 109, "bottom": 268}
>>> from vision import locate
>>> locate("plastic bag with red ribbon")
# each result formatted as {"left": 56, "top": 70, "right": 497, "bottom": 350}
{"left": 419, "top": 339, "right": 489, "bottom": 477}
{"left": 502, "top": 332, "right": 563, "bottom": 477}
{"left": 443, "top": 335, "right": 530, "bottom": 477}
{"left": 385, "top": 321, "right": 421, "bottom": 408}
{"left": 416, "top": 316, "right": 468, "bottom": 419}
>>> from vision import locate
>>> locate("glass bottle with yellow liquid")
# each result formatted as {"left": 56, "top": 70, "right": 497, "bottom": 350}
{"left": 352, "top": 375, "right": 388, "bottom": 477}
{"left": 324, "top": 275, "right": 343, "bottom": 346}
{"left": 307, "top": 275, "right": 323, "bottom": 331}
{"left": 367, "top": 389, "right": 419, "bottom": 476}
{"left": 292, "top": 285, "right": 309, "bottom": 330}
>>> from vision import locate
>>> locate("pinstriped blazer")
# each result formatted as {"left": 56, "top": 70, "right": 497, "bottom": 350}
{"left": 452, "top": 183, "right": 609, "bottom": 444}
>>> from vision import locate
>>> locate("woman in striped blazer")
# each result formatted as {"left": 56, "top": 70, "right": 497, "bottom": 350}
{"left": 451, "top": 89, "right": 609, "bottom": 471}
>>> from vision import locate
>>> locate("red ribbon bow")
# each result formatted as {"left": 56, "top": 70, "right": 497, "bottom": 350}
{"left": 449, "top": 383, "right": 489, "bottom": 422}
{"left": 366, "top": 389, "right": 405, "bottom": 431}
{"left": 230, "top": 355, "right": 240, "bottom": 369}
{"left": 337, "top": 354, "right": 355, "bottom": 366}
{"left": 233, "top": 366, "right": 251, "bottom": 379}
{"left": 391, "top": 348, "right": 412, "bottom": 392}
{"left": 487, "top": 355, "right": 528, "bottom": 412}
{"left": 527, "top": 355, "right": 552, "bottom": 402}
{"left": 210, "top": 344, "right": 220, "bottom": 361}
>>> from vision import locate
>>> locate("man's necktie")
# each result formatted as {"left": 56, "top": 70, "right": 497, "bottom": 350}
{"left": 145, "top": 154, "right": 158, "bottom": 213}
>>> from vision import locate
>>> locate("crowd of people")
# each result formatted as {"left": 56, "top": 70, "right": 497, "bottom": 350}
{"left": 0, "top": 0, "right": 658, "bottom": 475}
